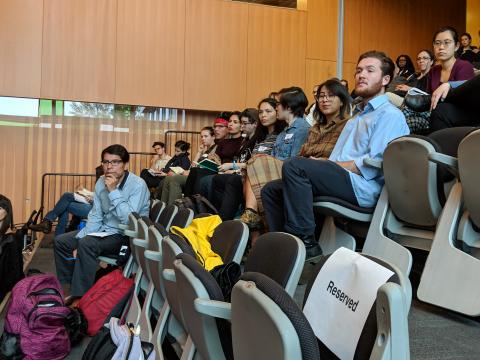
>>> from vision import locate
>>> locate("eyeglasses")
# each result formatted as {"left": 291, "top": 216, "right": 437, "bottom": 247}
{"left": 101, "top": 160, "right": 123, "bottom": 166}
{"left": 316, "top": 93, "right": 336, "bottom": 101}
{"left": 416, "top": 56, "right": 431, "bottom": 61}
{"left": 433, "top": 40, "right": 454, "bottom": 47}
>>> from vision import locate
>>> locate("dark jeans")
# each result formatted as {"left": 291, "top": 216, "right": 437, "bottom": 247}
{"left": 184, "top": 167, "right": 216, "bottom": 198}
{"left": 212, "top": 174, "right": 244, "bottom": 220}
{"left": 261, "top": 157, "right": 357, "bottom": 238}
{"left": 140, "top": 169, "right": 165, "bottom": 188}
{"left": 44, "top": 192, "right": 92, "bottom": 236}
{"left": 430, "top": 76, "right": 480, "bottom": 131}
{"left": 54, "top": 230, "right": 128, "bottom": 297}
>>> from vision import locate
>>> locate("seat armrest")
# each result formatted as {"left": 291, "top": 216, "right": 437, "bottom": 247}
{"left": 118, "top": 224, "right": 129, "bottom": 230}
{"left": 132, "top": 238, "right": 148, "bottom": 248}
{"left": 428, "top": 152, "right": 458, "bottom": 177}
{"left": 124, "top": 229, "right": 138, "bottom": 238}
{"left": 363, "top": 158, "right": 383, "bottom": 169}
{"left": 162, "top": 269, "right": 176, "bottom": 282}
{"left": 194, "top": 299, "right": 232, "bottom": 320}
{"left": 144, "top": 250, "right": 161, "bottom": 262}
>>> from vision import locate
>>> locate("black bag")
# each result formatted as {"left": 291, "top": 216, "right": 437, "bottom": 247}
{"left": 404, "top": 94, "right": 431, "bottom": 112}
{"left": 0, "top": 233, "right": 24, "bottom": 303}
{"left": 192, "top": 194, "right": 218, "bottom": 215}
{"left": 174, "top": 195, "right": 218, "bottom": 215}
{"left": 210, "top": 262, "right": 241, "bottom": 302}
{"left": 82, "top": 327, "right": 116, "bottom": 360}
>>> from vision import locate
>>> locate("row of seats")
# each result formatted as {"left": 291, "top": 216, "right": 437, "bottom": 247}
{"left": 105, "top": 200, "right": 412, "bottom": 359}
{"left": 310, "top": 127, "right": 480, "bottom": 316}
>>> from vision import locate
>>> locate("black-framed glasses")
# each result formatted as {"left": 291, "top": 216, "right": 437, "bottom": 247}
{"left": 416, "top": 56, "right": 431, "bottom": 61}
{"left": 101, "top": 160, "right": 123, "bottom": 166}
{"left": 316, "top": 93, "right": 336, "bottom": 101}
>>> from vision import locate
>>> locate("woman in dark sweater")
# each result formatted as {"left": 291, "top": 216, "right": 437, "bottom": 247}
{"left": 183, "top": 112, "right": 244, "bottom": 198}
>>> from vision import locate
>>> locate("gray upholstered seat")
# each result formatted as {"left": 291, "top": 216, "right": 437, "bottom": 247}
{"left": 363, "top": 129, "right": 474, "bottom": 276}
{"left": 418, "top": 128, "right": 480, "bottom": 316}
{"left": 172, "top": 231, "right": 305, "bottom": 359}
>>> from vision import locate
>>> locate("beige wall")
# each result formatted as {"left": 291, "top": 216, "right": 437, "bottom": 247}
{"left": 467, "top": 0, "right": 480, "bottom": 41}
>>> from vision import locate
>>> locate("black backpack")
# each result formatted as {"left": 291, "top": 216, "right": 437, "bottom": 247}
{"left": 174, "top": 194, "right": 218, "bottom": 215}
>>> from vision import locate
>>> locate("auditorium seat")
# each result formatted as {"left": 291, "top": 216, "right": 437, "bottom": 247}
{"left": 231, "top": 252, "right": 411, "bottom": 360}
{"left": 149, "top": 200, "right": 165, "bottom": 223}
{"left": 171, "top": 232, "right": 305, "bottom": 359}
{"left": 418, "top": 128, "right": 480, "bottom": 316}
{"left": 363, "top": 129, "right": 474, "bottom": 276}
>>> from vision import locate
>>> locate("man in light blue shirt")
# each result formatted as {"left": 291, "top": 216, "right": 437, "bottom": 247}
{"left": 262, "top": 51, "right": 409, "bottom": 260}
{"left": 54, "top": 144, "right": 150, "bottom": 302}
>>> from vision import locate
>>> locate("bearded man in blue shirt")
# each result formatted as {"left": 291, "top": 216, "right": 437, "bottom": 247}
{"left": 262, "top": 51, "right": 410, "bottom": 260}
{"left": 54, "top": 144, "right": 150, "bottom": 304}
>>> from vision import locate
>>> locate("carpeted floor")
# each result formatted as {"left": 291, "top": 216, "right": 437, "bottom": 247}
{"left": 2, "top": 247, "right": 480, "bottom": 359}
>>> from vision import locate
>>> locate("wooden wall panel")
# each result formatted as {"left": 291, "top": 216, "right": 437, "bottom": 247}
{"left": 10, "top": 112, "right": 213, "bottom": 220}
{"left": 184, "top": 0, "right": 249, "bottom": 111}
{"left": 246, "top": 4, "right": 307, "bottom": 107}
{"left": 41, "top": 0, "right": 117, "bottom": 103}
{"left": 115, "top": 0, "right": 186, "bottom": 108}
{"left": 344, "top": 0, "right": 466, "bottom": 65}
{"left": 305, "top": 59, "right": 337, "bottom": 103}
{"left": 306, "top": 0, "right": 338, "bottom": 61}
{"left": 467, "top": 0, "right": 480, "bottom": 37}
{"left": 0, "top": 118, "right": 30, "bottom": 223}
{"left": 0, "top": 0, "right": 43, "bottom": 98}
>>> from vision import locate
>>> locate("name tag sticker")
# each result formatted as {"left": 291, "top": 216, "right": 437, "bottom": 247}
{"left": 257, "top": 146, "right": 268, "bottom": 152}
{"left": 284, "top": 133, "right": 294, "bottom": 140}
{"left": 303, "top": 247, "right": 394, "bottom": 360}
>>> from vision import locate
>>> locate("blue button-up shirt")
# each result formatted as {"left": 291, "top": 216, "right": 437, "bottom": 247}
{"left": 272, "top": 117, "right": 310, "bottom": 161}
{"left": 329, "top": 94, "right": 409, "bottom": 207}
{"left": 76, "top": 171, "right": 150, "bottom": 238}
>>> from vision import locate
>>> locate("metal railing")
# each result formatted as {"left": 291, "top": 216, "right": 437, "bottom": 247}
{"left": 164, "top": 130, "right": 201, "bottom": 160}
{"left": 129, "top": 152, "right": 155, "bottom": 175}
{"left": 40, "top": 173, "right": 97, "bottom": 219}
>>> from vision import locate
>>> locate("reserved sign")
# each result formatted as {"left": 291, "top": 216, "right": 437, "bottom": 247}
{"left": 303, "top": 247, "right": 394, "bottom": 360}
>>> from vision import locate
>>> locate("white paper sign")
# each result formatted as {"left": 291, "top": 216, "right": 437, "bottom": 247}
{"left": 303, "top": 247, "right": 394, "bottom": 360}
{"left": 88, "top": 231, "right": 116, "bottom": 238}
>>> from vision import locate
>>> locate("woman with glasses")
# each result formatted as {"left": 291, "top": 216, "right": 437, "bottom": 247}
{"left": 428, "top": 26, "right": 477, "bottom": 131}
{"left": 401, "top": 27, "right": 475, "bottom": 134}
{"left": 241, "top": 80, "right": 350, "bottom": 234}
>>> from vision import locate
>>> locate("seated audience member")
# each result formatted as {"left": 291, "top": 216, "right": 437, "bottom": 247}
{"left": 403, "top": 27, "right": 474, "bottom": 134}
{"left": 159, "top": 126, "right": 216, "bottom": 205}
{"left": 159, "top": 140, "right": 191, "bottom": 176}
{"left": 54, "top": 144, "right": 150, "bottom": 303}
{"left": 184, "top": 112, "right": 244, "bottom": 198}
{"left": 386, "top": 54, "right": 416, "bottom": 95}
{"left": 0, "top": 194, "right": 13, "bottom": 236}
{"left": 242, "top": 79, "right": 350, "bottom": 230}
{"left": 271, "top": 86, "right": 311, "bottom": 160}
{"left": 30, "top": 191, "right": 93, "bottom": 236}
{"left": 456, "top": 32, "right": 479, "bottom": 64}
{"left": 30, "top": 166, "right": 105, "bottom": 235}
{"left": 428, "top": 27, "right": 477, "bottom": 131}
{"left": 210, "top": 108, "right": 261, "bottom": 220}
{"left": 140, "top": 141, "right": 172, "bottom": 189}
{"left": 389, "top": 50, "right": 434, "bottom": 133}
{"left": 305, "top": 84, "right": 320, "bottom": 126}
{"left": 262, "top": 51, "right": 409, "bottom": 260}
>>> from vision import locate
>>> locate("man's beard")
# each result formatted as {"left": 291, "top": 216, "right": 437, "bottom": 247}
{"left": 355, "top": 80, "right": 384, "bottom": 99}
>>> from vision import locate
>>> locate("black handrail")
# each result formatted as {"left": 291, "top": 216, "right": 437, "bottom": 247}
{"left": 40, "top": 172, "right": 96, "bottom": 218}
